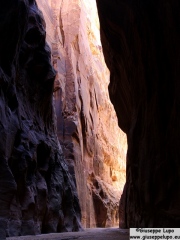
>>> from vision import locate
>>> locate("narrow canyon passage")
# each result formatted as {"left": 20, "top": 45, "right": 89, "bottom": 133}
{"left": 1, "top": 0, "right": 179, "bottom": 238}
{"left": 0, "top": 0, "right": 127, "bottom": 238}
{"left": 36, "top": 0, "right": 127, "bottom": 229}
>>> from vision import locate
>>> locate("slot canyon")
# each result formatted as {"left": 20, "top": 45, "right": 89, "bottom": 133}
{"left": 0, "top": 0, "right": 180, "bottom": 239}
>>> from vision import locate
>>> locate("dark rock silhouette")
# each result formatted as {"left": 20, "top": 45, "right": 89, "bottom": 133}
{"left": 0, "top": 0, "right": 81, "bottom": 238}
{"left": 96, "top": 0, "right": 180, "bottom": 227}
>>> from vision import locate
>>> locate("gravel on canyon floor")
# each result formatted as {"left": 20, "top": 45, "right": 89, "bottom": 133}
{"left": 7, "top": 228, "right": 129, "bottom": 240}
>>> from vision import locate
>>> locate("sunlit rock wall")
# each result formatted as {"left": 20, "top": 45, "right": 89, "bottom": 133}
{"left": 36, "top": 0, "right": 127, "bottom": 228}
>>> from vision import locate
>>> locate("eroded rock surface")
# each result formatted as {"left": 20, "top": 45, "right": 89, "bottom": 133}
{"left": 0, "top": 0, "right": 81, "bottom": 238}
{"left": 36, "top": 0, "right": 127, "bottom": 228}
{"left": 96, "top": 0, "right": 180, "bottom": 227}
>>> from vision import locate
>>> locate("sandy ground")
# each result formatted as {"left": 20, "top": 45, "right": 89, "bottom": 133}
{"left": 7, "top": 228, "right": 129, "bottom": 240}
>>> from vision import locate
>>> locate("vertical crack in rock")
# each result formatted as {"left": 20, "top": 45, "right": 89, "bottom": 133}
{"left": 59, "top": 0, "right": 65, "bottom": 47}
{"left": 0, "top": 0, "right": 82, "bottom": 238}
{"left": 36, "top": 0, "right": 127, "bottom": 228}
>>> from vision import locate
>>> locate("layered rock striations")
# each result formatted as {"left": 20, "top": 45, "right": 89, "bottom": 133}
{"left": 96, "top": 0, "right": 180, "bottom": 227}
{"left": 36, "top": 0, "right": 127, "bottom": 228}
{"left": 0, "top": 0, "right": 82, "bottom": 238}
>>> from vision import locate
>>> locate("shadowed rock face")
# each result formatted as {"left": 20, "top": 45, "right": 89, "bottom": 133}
{"left": 0, "top": 0, "right": 81, "bottom": 238}
{"left": 96, "top": 0, "right": 180, "bottom": 227}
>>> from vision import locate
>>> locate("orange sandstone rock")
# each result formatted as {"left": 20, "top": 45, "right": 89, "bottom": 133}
{"left": 37, "top": 0, "right": 127, "bottom": 228}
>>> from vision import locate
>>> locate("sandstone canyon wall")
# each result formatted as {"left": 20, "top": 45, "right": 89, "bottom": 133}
{"left": 96, "top": 0, "right": 180, "bottom": 227}
{"left": 0, "top": 0, "right": 82, "bottom": 238}
{"left": 36, "top": 0, "right": 127, "bottom": 228}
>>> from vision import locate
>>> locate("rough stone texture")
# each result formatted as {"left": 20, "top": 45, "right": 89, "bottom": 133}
{"left": 36, "top": 0, "right": 127, "bottom": 228}
{"left": 96, "top": 0, "right": 180, "bottom": 227}
{"left": 7, "top": 228, "right": 129, "bottom": 240}
{"left": 0, "top": 0, "right": 82, "bottom": 238}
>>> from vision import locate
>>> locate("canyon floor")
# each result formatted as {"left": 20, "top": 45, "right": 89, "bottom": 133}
{"left": 7, "top": 228, "right": 129, "bottom": 240}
